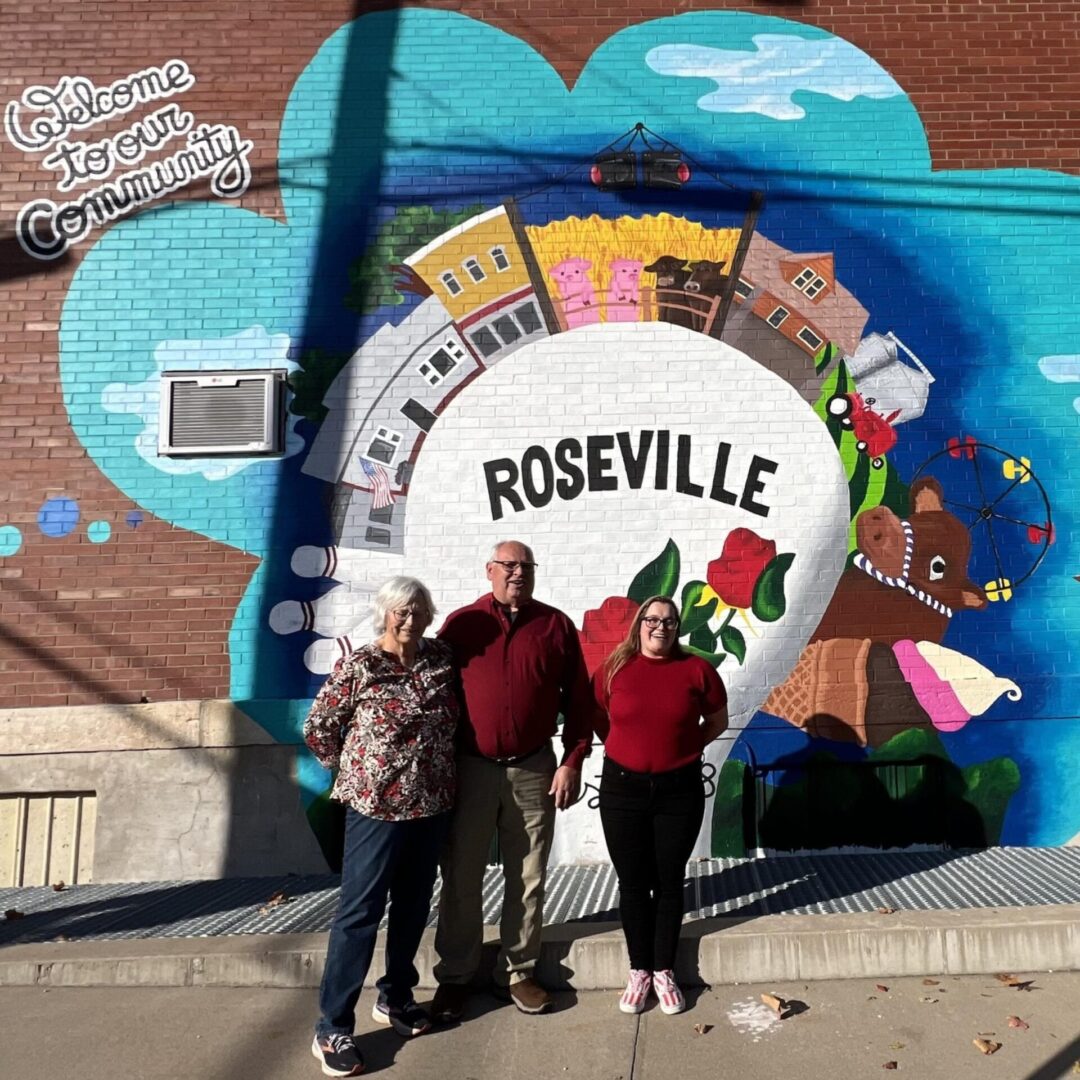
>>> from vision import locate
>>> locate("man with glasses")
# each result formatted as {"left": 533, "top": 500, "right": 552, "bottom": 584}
{"left": 432, "top": 540, "right": 592, "bottom": 1019}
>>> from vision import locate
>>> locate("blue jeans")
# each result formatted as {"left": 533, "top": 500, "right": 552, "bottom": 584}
{"left": 316, "top": 807, "right": 449, "bottom": 1036}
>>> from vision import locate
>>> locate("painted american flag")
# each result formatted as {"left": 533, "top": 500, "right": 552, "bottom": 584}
{"left": 361, "top": 458, "right": 395, "bottom": 510}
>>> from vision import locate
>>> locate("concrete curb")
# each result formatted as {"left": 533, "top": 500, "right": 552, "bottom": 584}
{"left": 2, "top": 905, "right": 1077, "bottom": 989}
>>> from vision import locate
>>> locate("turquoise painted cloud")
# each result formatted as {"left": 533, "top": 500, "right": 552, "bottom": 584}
{"left": 645, "top": 35, "right": 903, "bottom": 120}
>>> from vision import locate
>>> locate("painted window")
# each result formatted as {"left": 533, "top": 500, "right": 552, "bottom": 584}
{"left": 439, "top": 270, "right": 463, "bottom": 297}
{"left": 734, "top": 278, "right": 754, "bottom": 299}
{"left": 490, "top": 245, "right": 511, "bottom": 271}
{"left": 470, "top": 326, "right": 502, "bottom": 358}
{"left": 365, "top": 426, "right": 403, "bottom": 466}
{"left": 766, "top": 305, "right": 790, "bottom": 329}
{"left": 463, "top": 257, "right": 486, "bottom": 283}
{"left": 492, "top": 315, "right": 522, "bottom": 345}
{"left": 417, "top": 342, "right": 463, "bottom": 386}
{"left": 514, "top": 302, "right": 542, "bottom": 334}
{"left": 797, "top": 326, "right": 824, "bottom": 351}
{"left": 792, "top": 267, "right": 828, "bottom": 299}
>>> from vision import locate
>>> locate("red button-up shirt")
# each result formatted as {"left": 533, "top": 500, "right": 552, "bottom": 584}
{"left": 439, "top": 593, "right": 593, "bottom": 770}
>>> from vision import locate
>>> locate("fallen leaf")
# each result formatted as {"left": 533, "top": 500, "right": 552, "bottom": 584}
{"left": 922, "top": 979, "right": 940, "bottom": 986}
{"left": 1071, "top": 1062, "right": 1079, "bottom": 1075}
{"left": 692, "top": 1023, "right": 712, "bottom": 1036}
{"left": 974, "top": 1039, "right": 1002, "bottom": 1055}
{"left": 761, "top": 993, "right": 792, "bottom": 1019}
{"left": 977, "top": 1031, "right": 996, "bottom": 1037}
{"left": 889, "top": 1042, "right": 906, "bottom": 1050}
{"left": 995, "top": 974, "right": 1034, "bottom": 990}
{"left": 877, "top": 907, "right": 897, "bottom": 915}
{"left": 51, "top": 882, "right": 66, "bottom": 892}
{"left": 3, "top": 909, "right": 25, "bottom": 921}
{"left": 1007, "top": 1016, "right": 1030, "bottom": 1031}
{"left": 919, "top": 996, "right": 938, "bottom": 1004}
{"left": 875, "top": 984, "right": 890, "bottom": 993}
{"left": 53, "top": 933, "right": 69, "bottom": 942}
{"left": 883, "top": 1063, "right": 898, "bottom": 1071}
{"left": 258, "top": 889, "right": 293, "bottom": 915}
{"left": 867, "top": 995, "right": 878, "bottom": 1001}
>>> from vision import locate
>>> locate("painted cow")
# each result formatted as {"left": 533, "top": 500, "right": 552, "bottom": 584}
{"left": 548, "top": 257, "right": 600, "bottom": 329}
{"left": 684, "top": 259, "right": 730, "bottom": 332}
{"left": 605, "top": 257, "right": 644, "bottom": 322}
{"left": 644, "top": 255, "right": 693, "bottom": 328}
{"left": 763, "top": 476, "right": 990, "bottom": 747}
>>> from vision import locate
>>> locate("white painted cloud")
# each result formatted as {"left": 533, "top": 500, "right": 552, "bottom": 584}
{"left": 646, "top": 35, "right": 903, "bottom": 120}
{"left": 101, "top": 325, "right": 303, "bottom": 481}
{"left": 1038, "top": 354, "right": 1080, "bottom": 414}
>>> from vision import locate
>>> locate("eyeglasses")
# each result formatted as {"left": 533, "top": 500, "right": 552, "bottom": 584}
{"left": 391, "top": 607, "right": 428, "bottom": 622}
{"left": 490, "top": 560, "right": 538, "bottom": 573}
{"left": 642, "top": 616, "right": 679, "bottom": 629}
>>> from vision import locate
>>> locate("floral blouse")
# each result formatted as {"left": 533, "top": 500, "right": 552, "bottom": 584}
{"left": 303, "top": 639, "right": 459, "bottom": 821}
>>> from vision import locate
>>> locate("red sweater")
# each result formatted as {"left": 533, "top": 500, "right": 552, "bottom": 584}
{"left": 593, "top": 653, "right": 727, "bottom": 774}
{"left": 439, "top": 594, "right": 593, "bottom": 770}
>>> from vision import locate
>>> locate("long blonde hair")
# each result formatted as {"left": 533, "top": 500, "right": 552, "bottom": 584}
{"left": 602, "top": 595, "right": 684, "bottom": 694}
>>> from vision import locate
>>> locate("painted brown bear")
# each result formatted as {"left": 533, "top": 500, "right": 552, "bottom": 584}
{"left": 764, "top": 476, "right": 988, "bottom": 746}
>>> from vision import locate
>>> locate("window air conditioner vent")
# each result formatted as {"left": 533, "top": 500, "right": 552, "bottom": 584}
{"left": 159, "top": 370, "right": 287, "bottom": 455}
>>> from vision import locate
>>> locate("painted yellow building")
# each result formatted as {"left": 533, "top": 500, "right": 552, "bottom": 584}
{"left": 404, "top": 205, "right": 534, "bottom": 322}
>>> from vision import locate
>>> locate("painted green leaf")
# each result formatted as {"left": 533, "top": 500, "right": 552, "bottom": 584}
{"left": 848, "top": 451, "right": 870, "bottom": 520}
{"left": 751, "top": 552, "right": 795, "bottom": 622}
{"left": 628, "top": 538, "right": 680, "bottom": 603}
{"left": 683, "top": 644, "right": 725, "bottom": 668}
{"left": 814, "top": 339, "right": 840, "bottom": 375}
{"left": 719, "top": 623, "right": 746, "bottom": 664}
{"left": 710, "top": 759, "right": 749, "bottom": 858}
{"left": 679, "top": 580, "right": 716, "bottom": 635}
{"left": 690, "top": 623, "right": 719, "bottom": 652}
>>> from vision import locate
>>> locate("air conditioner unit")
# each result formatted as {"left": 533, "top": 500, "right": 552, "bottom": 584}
{"left": 158, "top": 369, "right": 287, "bottom": 456}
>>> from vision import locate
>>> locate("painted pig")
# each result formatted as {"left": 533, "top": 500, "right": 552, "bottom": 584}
{"left": 604, "top": 257, "right": 644, "bottom": 322}
{"left": 548, "top": 257, "right": 600, "bottom": 328}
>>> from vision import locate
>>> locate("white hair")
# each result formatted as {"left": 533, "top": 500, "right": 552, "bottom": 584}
{"left": 371, "top": 576, "right": 436, "bottom": 634}
{"left": 487, "top": 540, "right": 535, "bottom": 563}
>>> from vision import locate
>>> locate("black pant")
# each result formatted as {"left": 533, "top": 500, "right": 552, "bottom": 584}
{"left": 598, "top": 756, "right": 705, "bottom": 972}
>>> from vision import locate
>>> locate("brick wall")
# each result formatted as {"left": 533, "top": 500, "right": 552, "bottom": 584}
{"left": 1, "top": 1, "right": 1078, "bottom": 853}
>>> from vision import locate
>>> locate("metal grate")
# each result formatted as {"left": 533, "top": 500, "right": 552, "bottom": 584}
{"left": 2, "top": 848, "right": 1079, "bottom": 945}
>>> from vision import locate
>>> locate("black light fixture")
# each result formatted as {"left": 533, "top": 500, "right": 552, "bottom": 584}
{"left": 589, "top": 151, "right": 636, "bottom": 190}
{"left": 642, "top": 151, "right": 691, "bottom": 190}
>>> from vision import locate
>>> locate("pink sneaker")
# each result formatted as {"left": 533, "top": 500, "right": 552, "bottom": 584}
{"left": 619, "top": 969, "right": 652, "bottom": 1014}
{"left": 652, "top": 970, "right": 685, "bottom": 1015}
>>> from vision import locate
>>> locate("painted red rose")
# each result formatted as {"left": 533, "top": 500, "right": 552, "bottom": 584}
{"left": 707, "top": 529, "right": 777, "bottom": 609}
{"left": 579, "top": 595, "right": 639, "bottom": 675}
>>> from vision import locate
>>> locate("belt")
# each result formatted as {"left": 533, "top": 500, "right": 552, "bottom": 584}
{"left": 467, "top": 742, "right": 550, "bottom": 766}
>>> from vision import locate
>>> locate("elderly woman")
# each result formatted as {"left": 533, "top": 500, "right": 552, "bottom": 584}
{"left": 304, "top": 576, "right": 458, "bottom": 1078}
{"left": 593, "top": 595, "right": 728, "bottom": 1017}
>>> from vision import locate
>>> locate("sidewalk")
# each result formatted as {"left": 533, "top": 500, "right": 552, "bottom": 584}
{"left": 2, "top": 849, "right": 1078, "bottom": 989}
{"left": 3, "top": 978, "right": 1079, "bottom": 1080}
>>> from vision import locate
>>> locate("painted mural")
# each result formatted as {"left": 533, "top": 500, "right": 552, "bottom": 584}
{"left": 22, "top": 10, "right": 1080, "bottom": 859}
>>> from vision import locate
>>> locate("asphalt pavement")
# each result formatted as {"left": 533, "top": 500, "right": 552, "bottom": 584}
{"left": 2, "top": 973, "right": 1078, "bottom": 1080}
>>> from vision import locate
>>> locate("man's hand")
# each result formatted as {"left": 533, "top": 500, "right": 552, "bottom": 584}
{"left": 549, "top": 765, "right": 581, "bottom": 810}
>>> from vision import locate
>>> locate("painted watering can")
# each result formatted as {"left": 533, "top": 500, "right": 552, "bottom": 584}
{"left": 844, "top": 331, "right": 935, "bottom": 426}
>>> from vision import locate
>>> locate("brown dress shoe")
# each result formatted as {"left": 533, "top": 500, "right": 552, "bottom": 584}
{"left": 501, "top": 976, "right": 552, "bottom": 1014}
{"left": 430, "top": 982, "right": 469, "bottom": 1023}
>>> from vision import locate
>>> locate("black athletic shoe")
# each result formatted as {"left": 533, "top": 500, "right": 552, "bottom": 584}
{"left": 311, "top": 1033, "right": 365, "bottom": 1077}
{"left": 371, "top": 996, "right": 433, "bottom": 1037}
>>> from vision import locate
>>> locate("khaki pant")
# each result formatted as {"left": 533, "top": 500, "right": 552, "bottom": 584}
{"left": 434, "top": 744, "right": 556, "bottom": 987}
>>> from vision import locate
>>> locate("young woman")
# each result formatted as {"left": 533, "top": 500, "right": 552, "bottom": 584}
{"left": 304, "top": 576, "right": 459, "bottom": 1077}
{"left": 593, "top": 595, "right": 728, "bottom": 1016}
